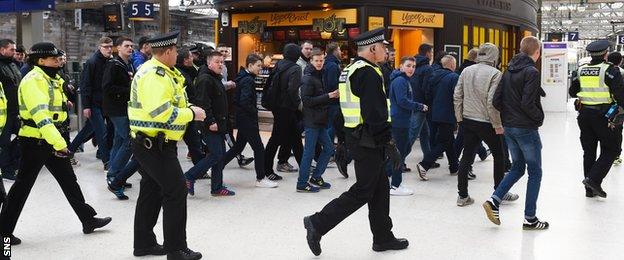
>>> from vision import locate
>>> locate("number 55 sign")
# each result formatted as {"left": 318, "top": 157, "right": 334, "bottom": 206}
{"left": 128, "top": 1, "right": 154, "bottom": 21}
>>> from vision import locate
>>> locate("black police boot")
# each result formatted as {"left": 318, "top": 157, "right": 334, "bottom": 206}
{"left": 582, "top": 178, "right": 607, "bottom": 198}
{"left": 82, "top": 217, "right": 112, "bottom": 234}
{"left": 585, "top": 189, "right": 595, "bottom": 198}
{"left": 167, "top": 248, "right": 202, "bottom": 260}
{"left": 303, "top": 216, "right": 322, "bottom": 256}
{"left": 134, "top": 244, "right": 167, "bottom": 256}
{"left": 372, "top": 238, "right": 409, "bottom": 252}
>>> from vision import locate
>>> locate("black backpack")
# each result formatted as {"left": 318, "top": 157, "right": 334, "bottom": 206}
{"left": 261, "top": 62, "right": 295, "bottom": 111}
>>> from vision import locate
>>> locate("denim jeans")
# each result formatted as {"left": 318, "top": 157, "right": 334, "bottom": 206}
{"left": 0, "top": 115, "right": 20, "bottom": 174}
{"left": 407, "top": 111, "right": 431, "bottom": 159}
{"left": 492, "top": 127, "right": 542, "bottom": 219}
{"left": 111, "top": 157, "right": 139, "bottom": 187}
{"left": 107, "top": 116, "right": 131, "bottom": 179}
{"left": 68, "top": 106, "right": 110, "bottom": 163}
{"left": 297, "top": 127, "right": 335, "bottom": 188}
{"left": 185, "top": 132, "right": 225, "bottom": 192}
{"left": 389, "top": 127, "right": 410, "bottom": 187}
{"left": 326, "top": 104, "right": 341, "bottom": 143}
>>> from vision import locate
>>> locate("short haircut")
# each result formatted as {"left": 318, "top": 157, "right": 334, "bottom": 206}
{"left": 387, "top": 45, "right": 396, "bottom": 53}
{"left": 138, "top": 36, "right": 150, "bottom": 49}
{"left": 434, "top": 51, "right": 447, "bottom": 65}
{"left": 441, "top": 55, "right": 456, "bottom": 68}
{"left": 217, "top": 42, "right": 226, "bottom": 48}
{"left": 246, "top": 53, "right": 262, "bottom": 67}
{"left": 99, "top": 37, "right": 113, "bottom": 45}
{"left": 15, "top": 45, "right": 25, "bottom": 53}
{"left": 326, "top": 42, "right": 339, "bottom": 55}
{"left": 152, "top": 45, "right": 176, "bottom": 56}
{"left": 301, "top": 40, "right": 313, "bottom": 47}
{"left": 311, "top": 48, "right": 324, "bottom": 58}
{"left": 115, "top": 36, "right": 132, "bottom": 47}
{"left": 0, "top": 39, "right": 15, "bottom": 48}
{"left": 206, "top": 50, "right": 223, "bottom": 61}
{"left": 418, "top": 43, "right": 433, "bottom": 55}
{"left": 176, "top": 47, "right": 191, "bottom": 65}
{"left": 520, "top": 36, "right": 541, "bottom": 56}
{"left": 467, "top": 48, "right": 479, "bottom": 61}
{"left": 608, "top": 52, "right": 623, "bottom": 66}
{"left": 400, "top": 56, "right": 415, "bottom": 65}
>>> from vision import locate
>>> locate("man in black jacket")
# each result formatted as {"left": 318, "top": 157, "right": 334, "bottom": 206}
{"left": 68, "top": 37, "right": 114, "bottom": 169}
{"left": 102, "top": 37, "right": 136, "bottom": 200}
{"left": 176, "top": 48, "right": 204, "bottom": 165}
{"left": 0, "top": 39, "right": 21, "bottom": 180}
{"left": 264, "top": 43, "right": 304, "bottom": 181}
{"left": 483, "top": 36, "right": 549, "bottom": 230}
{"left": 184, "top": 51, "right": 235, "bottom": 197}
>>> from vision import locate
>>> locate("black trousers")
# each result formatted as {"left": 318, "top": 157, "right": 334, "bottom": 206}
{"left": 183, "top": 122, "right": 205, "bottom": 165}
{"left": 0, "top": 137, "right": 97, "bottom": 236}
{"left": 264, "top": 108, "right": 303, "bottom": 175}
{"left": 223, "top": 117, "right": 266, "bottom": 180}
{"left": 132, "top": 140, "right": 188, "bottom": 252}
{"left": 422, "top": 122, "right": 458, "bottom": 171}
{"left": 457, "top": 119, "right": 505, "bottom": 198}
{"left": 578, "top": 108, "right": 622, "bottom": 188}
{"left": 0, "top": 178, "right": 5, "bottom": 208}
{"left": 310, "top": 135, "right": 395, "bottom": 244}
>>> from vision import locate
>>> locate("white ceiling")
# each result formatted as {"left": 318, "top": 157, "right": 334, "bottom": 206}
{"left": 541, "top": 0, "right": 624, "bottom": 39}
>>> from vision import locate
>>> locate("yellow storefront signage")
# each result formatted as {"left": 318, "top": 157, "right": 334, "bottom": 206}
{"left": 390, "top": 10, "right": 444, "bottom": 28}
{"left": 232, "top": 9, "right": 358, "bottom": 28}
{"left": 368, "top": 16, "right": 384, "bottom": 30}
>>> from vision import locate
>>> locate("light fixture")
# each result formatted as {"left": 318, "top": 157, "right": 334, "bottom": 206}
{"left": 321, "top": 3, "right": 330, "bottom": 8}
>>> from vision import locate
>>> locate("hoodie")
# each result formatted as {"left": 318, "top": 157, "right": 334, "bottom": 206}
{"left": 233, "top": 68, "right": 258, "bottom": 122}
{"left": 410, "top": 54, "right": 432, "bottom": 104}
{"left": 453, "top": 43, "right": 502, "bottom": 128}
{"left": 493, "top": 53, "right": 545, "bottom": 129}
{"left": 272, "top": 43, "right": 302, "bottom": 111}
{"left": 429, "top": 68, "right": 459, "bottom": 124}
{"left": 389, "top": 70, "right": 425, "bottom": 128}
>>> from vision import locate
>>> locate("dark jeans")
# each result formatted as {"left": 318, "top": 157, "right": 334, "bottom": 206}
{"left": 492, "top": 127, "right": 543, "bottom": 218}
{"left": 185, "top": 132, "right": 225, "bottom": 192}
{"left": 407, "top": 111, "right": 431, "bottom": 160}
{"left": 1, "top": 138, "right": 98, "bottom": 236}
{"left": 389, "top": 127, "right": 410, "bottom": 187}
{"left": 326, "top": 104, "right": 341, "bottom": 143}
{"left": 265, "top": 108, "right": 303, "bottom": 175}
{"left": 310, "top": 135, "right": 396, "bottom": 244}
{"left": 111, "top": 157, "right": 140, "bottom": 187}
{"left": 183, "top": 122, "right": 204, "bottom": 165}
{"left": 457, "top": 119, "right": 505, "bottom": 198}
{"left": 297, "top": 127, "right": 334, "bottom": 187}
{"left": 0, "top": 115, "right": 20, "bottom": 174}
{"left": 421, "top": 122, "right": 458, "bottom": 172}
{"left": 107, "top": 116, "right": 131, "bottom": 180}
{"left": 68, "top": 106, "right": 110, "bottom": 163}
{"left": 578, "top": 108, "right": 622, "bottom": 187}
{"left": 132, "top": 140, "right": 188, "bottom": 252}
{"left": 223, "top": 117, "right": 266, "bottom": 180}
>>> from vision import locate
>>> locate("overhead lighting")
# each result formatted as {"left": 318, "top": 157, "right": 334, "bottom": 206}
{"left": 321, "top": 3, "right": 330, "bottom": 8}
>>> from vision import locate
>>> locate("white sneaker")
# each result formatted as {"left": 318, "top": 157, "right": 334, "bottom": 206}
{"left": 390, "top": 185, "right": 414, "bottom": 196}
{"left": 256, "top": 178, "right": 279, "bottom": 188}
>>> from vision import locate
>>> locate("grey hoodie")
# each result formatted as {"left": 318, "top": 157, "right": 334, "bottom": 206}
{"left": 453, "top": 43, "right": 503, "bottom": 128}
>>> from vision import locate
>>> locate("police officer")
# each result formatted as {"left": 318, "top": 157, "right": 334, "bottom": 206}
{"left": 570, "top": 40, "right": 624, "bottom": 198}
{"left": 128, "top": 31, "right": 205, "bottom": 260}
{"left": 303, "top": 28, "right": 405, "bottom": 256}
{"left": 0, "top": 42, "right": 111, "bottom": 246}
{"left": 0, "top": 81, "right": 6, "bottom": 209}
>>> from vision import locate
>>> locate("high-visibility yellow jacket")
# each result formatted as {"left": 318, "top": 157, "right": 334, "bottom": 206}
{"left": 18, "top": 66, "right": 68, "bottom": 151}
{"left": 338, "top": 59, "right": 390, "bottom": 128}
{"left": 128, "top": 58, "right": 194, "bottom": 141}
{"left": 0, "top": 82, "right": 7, "bottom": 133}
{"left": 578, "top": 63, "right": 613, "bottom": 105}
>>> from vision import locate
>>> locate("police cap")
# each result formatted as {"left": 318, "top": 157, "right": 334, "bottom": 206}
{"left": 354, "top": 28, "right": 389, "bottom": 47}
{"left": 28, "top": 42, "right": 62, "bottom": 59}
{"left": 147, "top": 31, "right": 180, "bottom": 49}
{"left": 586, "top": 40, "right": 610, "bottom": 57}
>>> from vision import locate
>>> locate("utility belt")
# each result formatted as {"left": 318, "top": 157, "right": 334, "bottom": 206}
{"left": 19, "top": 136, "right": 50, "bottom": 146}
{"left": 346, "top": 125, "right": 379, "bottom": 149}
{"left": 21, "top": 119, "right": 68, "bottom": 134}
{"left": 132, "top": 131, "right": 176, "bottom": 151}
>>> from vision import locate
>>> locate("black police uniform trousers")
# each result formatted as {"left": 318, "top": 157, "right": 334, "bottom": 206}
{"left": 577, "top": 108, "right": 623, "bottom": 187}
{"left": 457, "top": 119, "right": 506, "bottom": 198}
{"left": 131, "top": 138, "right": 188, "bottom": 252}
{"left": 310, "top": 134, "right": 395, "bottom": 244}
{"left": 0, "top": 137, "right": 97, "bottom": 236}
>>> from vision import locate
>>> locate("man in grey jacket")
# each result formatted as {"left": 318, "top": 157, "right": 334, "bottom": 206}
{"left": 452, "top": 43, "right": 518, "bottom": 207}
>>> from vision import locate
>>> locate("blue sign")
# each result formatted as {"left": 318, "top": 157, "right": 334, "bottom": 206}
{"left": 618, "top": 35, "right": 624, "bottom": 45}
{"left": 0, "top": 0, "right": 54, "bottom": 13}
{"left": 127, "top": 1, "right": 154, "bottom": 21}
{"left": 567, "top": 31, "right": 579, "bottom": 42}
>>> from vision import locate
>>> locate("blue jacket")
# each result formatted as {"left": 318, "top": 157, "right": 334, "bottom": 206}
{"left": 322, "top": 53, "right": 341, "bottom": 105}
{"left": 429, "top": 68, "right": 459, "bottom": 124}
{"left": 81, "top": 50, "right": 110, "bottom": 108}
{"left": 389, "top": 70, "right": 425, "bottom": 128}
{"left": 132, "top": 51, "right": 148, "bottom": 70}
{"left": 409, "top": 55, "right": 432, "bottom": 104}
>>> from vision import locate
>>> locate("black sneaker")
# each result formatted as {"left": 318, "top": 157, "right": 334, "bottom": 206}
{"left": 585, "top": 190, "right": 595, "bottom": 198}
{"left": 523, "top": 218, "right": 549, "bottom": 230}
{"left": 2, "top": 171, "right": 15, "bottom": 181}
{"left": 238, "top": 156, "right": 254, "bottom": 167}
{"left": 582, "top": 178, "right": 607, "bottom": 198}
{"left": 297, "top": 183, "right": 320, "bottom": 193}
{"left": 430, "top": 162, "right": 441, "bottom": 169}
{"left": 123, "top": 182, "right": 132, "bottom": 188}
{"left": 167, "top": 248, "right": 202, "bottom": 260}
{"left": 309, "top": 177, "right": 331, "bottom": 189}
{"left": 107, "top": 184, "right": 129, "bottom": 200}
{"left": 133, "top": 244, "right": 167, "bottom": 256}
{"left": 82, "top": 217, "right": 112, "bottom": 234}
{"left": 467, "top": 170, "right": 476, "bottom": 180}
{"left": 266, "top": 173, "right": 283, "bottom": 181}
{"left": 402, "top": 164, "right": 411, "bottom": 172}
{"left": 303, "top": 216, "right": 322, "bottom": 256}
{"left": 372, "top": 238, "right": 409, "bottom": 252}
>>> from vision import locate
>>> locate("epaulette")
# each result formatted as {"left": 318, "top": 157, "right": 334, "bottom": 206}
{"left": 156, "top": 67, "right": 166, "bottom": 77}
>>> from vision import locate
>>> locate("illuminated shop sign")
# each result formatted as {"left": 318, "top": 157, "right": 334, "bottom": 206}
{"left": 390, "top": 10, "right": 444, "bottom": 28}
{"left": 233, "top": 9, "right": 357, "bottom": 33}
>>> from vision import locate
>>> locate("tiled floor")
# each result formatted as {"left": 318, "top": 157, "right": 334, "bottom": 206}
{"left": 3, "top": 110, "right": 624, "bottom": 259}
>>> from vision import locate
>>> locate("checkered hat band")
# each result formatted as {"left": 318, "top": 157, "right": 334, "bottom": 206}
{"left": 29, "top": 49, "right": 58, "bottom": 56}
{"left": 356, "top": 35, "right": 385, "bottom": 46}
{"left": 149, "top": 38, "right": 178, "bottom": 48}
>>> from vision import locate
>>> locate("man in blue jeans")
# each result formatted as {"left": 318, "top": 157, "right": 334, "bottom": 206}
{"left": 322, "top": 43, "right": 342, "bottom": 145}
{"left": 482, "top": 36, "right": 549, "bottom": 230}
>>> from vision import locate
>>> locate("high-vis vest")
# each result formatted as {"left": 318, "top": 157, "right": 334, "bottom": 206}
{"left": 578, "top": 63, "right": 613, "bottom": 105}
{"left": 338, "top": 60, "right": 391, "bottom": 128}
{"left": 0, "top": 82, "right": 7, "bottom": 134}
{"left": 18, "top": 66, "right": 68, "bottom": 150}
{"left": 128, "top": 58, "right": 194, "bottom": 141}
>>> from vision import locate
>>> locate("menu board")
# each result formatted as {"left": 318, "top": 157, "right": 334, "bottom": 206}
{"left": 541, "top": 42, "right": 568, "bottom": 112}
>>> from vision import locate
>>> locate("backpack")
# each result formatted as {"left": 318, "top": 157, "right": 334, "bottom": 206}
{"left": 261, "top": 62, "right": 295, "bottom": 111}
